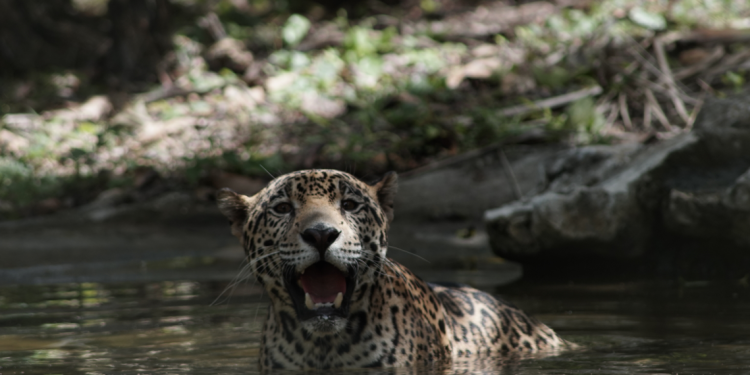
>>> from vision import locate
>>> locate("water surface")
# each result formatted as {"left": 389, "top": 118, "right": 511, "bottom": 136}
{"left": 1, "top": 273, "right": 748, "bottom": 374}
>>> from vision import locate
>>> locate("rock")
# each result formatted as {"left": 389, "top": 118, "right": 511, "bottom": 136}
{"left": 693, "top": 96, "right": 750, "bottom": 131}
{"left": 484, "top": 95, "right": 750, "bottom": 277}
{"left": 79, "top": 188, "right": 133, "bottom": 222}
{"left": 33, "top": 198, "right": 63, "bottom": 215}
{"left": 663, "top": 166, "right": 750, "bottom": 246}
{"left": 396, "top": 144, "right": 564, "bottom": 220}
{"left": 388, "top": 143, "right": 566, "bottom": 285}
{"left": 485, "top": 137, "right": 691, "bottom": 259}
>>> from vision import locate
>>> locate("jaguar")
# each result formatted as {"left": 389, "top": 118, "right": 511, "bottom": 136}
{"left": 216, "top": 169, "right": 571, "bottom": 370}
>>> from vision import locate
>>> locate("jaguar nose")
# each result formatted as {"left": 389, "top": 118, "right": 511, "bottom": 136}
{"left": 301, "top": 226, "right": 341, "bottom": 258}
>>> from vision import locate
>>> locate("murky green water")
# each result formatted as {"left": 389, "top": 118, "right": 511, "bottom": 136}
{"left": 1, "top": 274, "right": 749, "bottom": 374}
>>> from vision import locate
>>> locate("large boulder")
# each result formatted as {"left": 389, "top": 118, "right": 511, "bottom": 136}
{"left": 396, "top": 144, "right": 564, "bottom": 220}
{"left": 484, "top": 96, "right": 750, "bottom": 277}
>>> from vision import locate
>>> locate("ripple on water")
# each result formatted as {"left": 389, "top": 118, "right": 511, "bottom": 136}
{"left": 0, "top": 279, "right": 749, "bottom": 374}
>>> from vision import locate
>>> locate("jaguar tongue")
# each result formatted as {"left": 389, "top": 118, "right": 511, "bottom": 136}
{"left": 299, "top": 262, "right": 347, "bottom": 304}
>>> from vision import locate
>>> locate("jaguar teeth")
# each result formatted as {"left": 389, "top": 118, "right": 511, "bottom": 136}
{"left": 304, "top": 292, "right": 343, "bottom": 310}
{"left": 305, "top": 293, "right": 314, "bottom": 310}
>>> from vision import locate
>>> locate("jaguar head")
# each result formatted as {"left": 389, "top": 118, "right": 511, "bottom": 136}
{"left": 217, "top": 170, "right": 397, "bottom": 333}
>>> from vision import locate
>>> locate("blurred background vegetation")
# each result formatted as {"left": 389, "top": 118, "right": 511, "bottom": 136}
{"left": 1, "top": 0, "right": 750, "bottom": 220}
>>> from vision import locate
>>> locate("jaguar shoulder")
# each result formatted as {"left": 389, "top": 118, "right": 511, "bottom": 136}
{"left": 216, "top": 169, "right": 571, "bottom": 370}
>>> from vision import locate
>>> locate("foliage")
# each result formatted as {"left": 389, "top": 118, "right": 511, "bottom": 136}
{"left": 282, "top": 14, "right": 311, "bottom": 47}
{"left": 2, "top": 0, "right": 750, "bottom": 218}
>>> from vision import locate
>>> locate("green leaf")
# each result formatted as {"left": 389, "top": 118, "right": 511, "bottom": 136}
{"left": 566, "top": 97, "right": 605, "bottom": 143}
{"left": 628, "top": 7, "right": 666, "bottom": 30}
{"left": 420, "top": 0, "right": 438, "bottom": 13}
{"left": 533, "top": 66, "right": 573, "bottom": 89}
{"left": 344, "top": 27, "right": 377, "bottom": 58}
{"left": 722, "top": 71, "right": 745, "bottom": 92}
{"left": 77, "top": 122, "right": 101, "bottom": 134}
{"left": 189, "top": 71, "right": 225, "bottom": 93}
{"left": 282, "top": 14, "right": 311, "bottom": 47}
{"left": 352, "top": 55, "right": 383, "bottom": 88}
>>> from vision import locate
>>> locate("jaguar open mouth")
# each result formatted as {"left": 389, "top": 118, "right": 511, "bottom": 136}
{"left": 285, "top": 261, "right": 357, "bottom": 321}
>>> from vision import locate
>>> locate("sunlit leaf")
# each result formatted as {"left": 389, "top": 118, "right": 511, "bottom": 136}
{"left": 628, "top": 7, "right": 666, "bottom": 30}
{"left": 282, "top": 14, "right": 311, "bottom": 47}
{"left": 77, "top": 122, "right": 101, "bottom": 134}
{"left": 344, "top": 27, "right": 377, "bottom": 59}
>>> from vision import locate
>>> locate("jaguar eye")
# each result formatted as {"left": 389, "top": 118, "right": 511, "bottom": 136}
{"left": 273, "top": 202, "right": 293, "bottom": 214}
{"left": 341, "top": 199, "right": 359, "bottom": 211}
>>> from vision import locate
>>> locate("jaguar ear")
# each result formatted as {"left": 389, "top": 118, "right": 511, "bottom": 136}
{"left": 373, "top": 171, "right": 398, "bottom": 222}
{"left": 216, "top": 188, "right": 257, "bottom": 238}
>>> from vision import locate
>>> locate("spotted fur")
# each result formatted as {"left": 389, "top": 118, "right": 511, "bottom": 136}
{"left": 217, "top": 169, "right": 570, "bottom": 370}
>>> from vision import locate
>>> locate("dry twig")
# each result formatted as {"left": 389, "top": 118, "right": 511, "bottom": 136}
{"left": 673, "top": 46, "right": 725, "bottom": 80}
{"left": 625, "top": 35, "right": 693, "bottom": 95}
{"left": 697, "top": 79, "right": 716, "bottom": 95}
{"left": 686, "top": 95, "right": 704, "bottom": 130}
{"left": 643, "top": 99, "right": 652, "bottom": 131}
{"left": 680, "top": 29, "right": 750, "bottom": 44}
{"left": 498, "top": 85, "right": 603, "bottom": 117}
{"left": 635, "top": 77, "right": 702, "bottom": 105}
{"left": 702, "top": 49, "right": 750, "bottom": 82}
{"left": 644, "top": 88, "right": 673, "bottom": 131}
{"left": 604, "top": 103, "right": 619, "bottom": 130}
{"left": 653, "top": 37, "right": 690, "bottom": 124}
{"left": 618, "top": 92, "right": 633, "bottom": 130}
